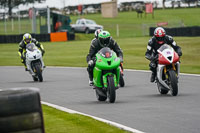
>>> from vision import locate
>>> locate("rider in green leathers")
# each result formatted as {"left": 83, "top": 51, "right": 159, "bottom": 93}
{"left": 86, "top": 30, "right": 123, "bottom": 86}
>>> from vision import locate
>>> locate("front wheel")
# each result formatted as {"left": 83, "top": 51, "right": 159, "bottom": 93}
{"left": 35, "top": 64, "right": 43, "bottom": 82}
{"left": 107, "top": 76, "right": 116, "bottom": 103}
{"left": 168, "top": 70, "right": 178, "bottom": 96}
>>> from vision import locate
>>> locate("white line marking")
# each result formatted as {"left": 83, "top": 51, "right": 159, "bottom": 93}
{"left": 42, "top": 101, "right": 145, "bottom": 133}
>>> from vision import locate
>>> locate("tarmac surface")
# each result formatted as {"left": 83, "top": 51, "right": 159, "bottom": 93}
{"left": 1, "top": 66, "right": 200, "bottom": 133}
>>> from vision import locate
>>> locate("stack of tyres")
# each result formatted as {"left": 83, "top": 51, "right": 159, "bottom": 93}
{"left": 0, "top": 88, "right": 45, "bottom": 133}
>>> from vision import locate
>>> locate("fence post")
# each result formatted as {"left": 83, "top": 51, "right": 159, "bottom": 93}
{"left": 18, "top": 11, "right": 21, "bottom": 34}
{"left": 47, "top": 6, "right": 51, "bottom": 34}
{"left": 32, "top": 7, "right": 37, "bottom": 33}
{"left": 4, "top": 17, "right": 7, "bottom": 34}
{"left": 12, "top": 18, "right": 14, "bottom": 31}
{"left": 116, "top": 24, "right": 119, "bottom": 37}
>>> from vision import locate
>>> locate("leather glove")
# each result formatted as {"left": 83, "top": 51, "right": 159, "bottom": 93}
{"left": 176, "top": 47, "right": 182, "bottom": 57}
{"left": 88, "top": 60, "right": 94, "bottom": 67}
{"left": 41, "top": 49, "right": 45, "bottom": 56}
{"left": 151, "top": 54, "right": 158, "bottom": 62}
{"left": 177, "top": 50, "right": 182, "bottom": 57}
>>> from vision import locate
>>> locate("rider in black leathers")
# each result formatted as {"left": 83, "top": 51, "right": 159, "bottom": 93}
{"left": 86, "top": 30, "right": 123, "bottom": 86}
{"left": 145, "top": 27, "right": 182, "bottom": 82}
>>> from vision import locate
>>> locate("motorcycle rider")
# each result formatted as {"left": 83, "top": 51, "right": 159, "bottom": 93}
{"left": 145, "top": 27, "right": 182, "bottom": 82}
{"left": 94, "top": 29, "right": 102, "bottom": 39}
{"left": 86, "top": 30, "right": 123, "bottom": 86}
{"left": 18, "top": 33, "right": 45, "bottom": 71}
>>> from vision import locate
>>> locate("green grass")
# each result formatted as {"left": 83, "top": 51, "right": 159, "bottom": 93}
{"left": 70, "top": 8, "right": 200, "bottom": 38}
{"left": 0, "top": 37, "right": 199, "bottom": 74}
{"left": 1, "top": 8, "right": 200, "bottom": 37}
{"left": 43, "top": 105, "right": 129, "bottom": 133}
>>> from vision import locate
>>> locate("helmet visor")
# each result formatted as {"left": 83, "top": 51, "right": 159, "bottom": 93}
{"left": 100, "top": 37, "right": 110, "bottom": 47}
{"left": 156, "top": 37, "right": 164, "bottom": 44}
{"left": 24, "top": 38, "right": 31, "bottom": 44}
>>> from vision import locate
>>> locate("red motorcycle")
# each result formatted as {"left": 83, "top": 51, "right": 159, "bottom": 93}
{"left": 156, "top": 44, "right": 180, "bottom": 96}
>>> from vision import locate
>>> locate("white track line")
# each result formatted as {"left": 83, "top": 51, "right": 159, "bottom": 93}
{"left": 42, "top": 101, "right": 145, "bottom": 133}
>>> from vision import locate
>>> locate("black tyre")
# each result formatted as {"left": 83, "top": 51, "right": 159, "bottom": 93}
{"left": 119, "top": 74, "right": 125, "bottom": 87}
{"left": 157, "top": 81, "right": 169, "bottom": 95}
{"left": 85, "top": 28, "right": 90, "bottom": 34}
{"left": 71, "top": 28, "right": 75, "bottom": 33}
{"left": 35, "top": 64, "right": 43, "bottom": 82}
{"left": 0, "top": 88, "right": 45, "bottom": 133}
{"left": 32, "top": 76, "right": 38, "bottom": 82}
{"left": 107, "top": 76, "right": 116, "bottom": 103}
{"left": 95, "top": 89, "right": 107, "bottom": 101}
{"left": 168, "top": 70, "right": 178, "bottom": 96}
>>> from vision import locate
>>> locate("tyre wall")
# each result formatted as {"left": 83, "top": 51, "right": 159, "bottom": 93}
{"left": 0, "top": 88, "right": 45, "bottom": 133}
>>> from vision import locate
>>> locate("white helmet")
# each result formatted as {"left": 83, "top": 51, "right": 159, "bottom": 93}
{"left": 23, "top": 33, "right": 32, "bottom": 44}
{"left": 94, "top": 29, "right": 102, "bottom": 39}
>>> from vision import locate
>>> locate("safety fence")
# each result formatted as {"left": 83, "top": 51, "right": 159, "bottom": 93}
{"left": 0, "top": 32, "right": 75, "bottom": 44}
{"left": 149, "top": 26, "right": 200, "bottom": 36}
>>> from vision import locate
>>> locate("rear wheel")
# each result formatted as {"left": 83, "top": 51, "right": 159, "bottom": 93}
{"left": 168, "top": 70, "right": 178, "bottom": 96}
{"left": 119, "top": 74, "right": 125, "bottom": 87}
{"left": 95, "top": 89, "right": 107, "bottom": 101}
{"left": 32, "top": 76, "right": 38, "bottom": 82}
{"left": 157, "top": 81, "right": 169, "bottom": 94}
{"left": 107, "top": 76, "right": 116, "bottom": 103}
{"left": 71, "top": 28, "right": 75, "bottom": 33}
{"left": 35, "top": 64, "right": 43, "bottom": 82}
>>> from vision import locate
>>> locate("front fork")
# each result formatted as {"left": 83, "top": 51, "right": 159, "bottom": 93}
{"left": 103, "top": 74, "right": 118, "bottom": 89}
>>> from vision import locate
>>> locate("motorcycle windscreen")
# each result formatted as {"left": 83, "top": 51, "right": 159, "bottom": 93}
{"left": 26, "top": 43, "right": 37, "bottom": 52}
{"left": 98, "top": 47, "right": 112, "bottom": 58}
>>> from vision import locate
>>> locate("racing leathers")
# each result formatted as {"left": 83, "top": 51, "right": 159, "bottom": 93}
{"left": 145, "top": 35, "right": 182, "bottom": 82}
{"left": 18, "top": 38, "right": 45, "bottom": 69}
{"left": 86, "top": 38, "right": 123, "bottom": 84}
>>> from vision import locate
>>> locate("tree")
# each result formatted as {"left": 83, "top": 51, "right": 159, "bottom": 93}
{"left": 0, "top": 0, "right": 45, "bottom": 18}
{"left": 182, "top": 0, "right": 197, "bottom": 7}
{"left": 162, "top": 0, "right": 166, "bottom": 9}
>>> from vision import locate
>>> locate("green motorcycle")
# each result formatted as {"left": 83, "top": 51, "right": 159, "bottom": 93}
{"left": 93, "top": 47, "right": 122, "bottom": 103}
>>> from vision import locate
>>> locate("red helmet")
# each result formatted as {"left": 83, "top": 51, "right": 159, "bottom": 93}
{"left": 154, "top": 27, "right": 166, "bottom": 44}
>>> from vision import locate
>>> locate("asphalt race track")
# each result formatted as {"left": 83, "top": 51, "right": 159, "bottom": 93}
{"left": 1, "top": 66, "right": 200, "bottom": 133}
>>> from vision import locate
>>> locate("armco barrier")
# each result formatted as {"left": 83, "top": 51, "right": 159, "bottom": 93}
{"left": 0, "top": 32, "right": 75, "bottom": 44}
{"left": 149, "top": 26, "right": 200, "bottom": 37}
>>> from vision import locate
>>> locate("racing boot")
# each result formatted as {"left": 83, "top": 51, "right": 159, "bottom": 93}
{"left": 150, "top": 72, "right": 156, "bottom": 83}
{"left": 23, "top": 63, "right": 28, "bottom": 71}
{"left": 89, "top": 73, "right": 93, "bottom": 86}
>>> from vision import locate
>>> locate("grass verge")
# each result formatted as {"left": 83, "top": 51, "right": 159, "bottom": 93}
{"left": 42, "top": 105, "right": 129, "bottom": 133}
{"left": 0, "top": 37, "right": 199, "bottom": 74}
